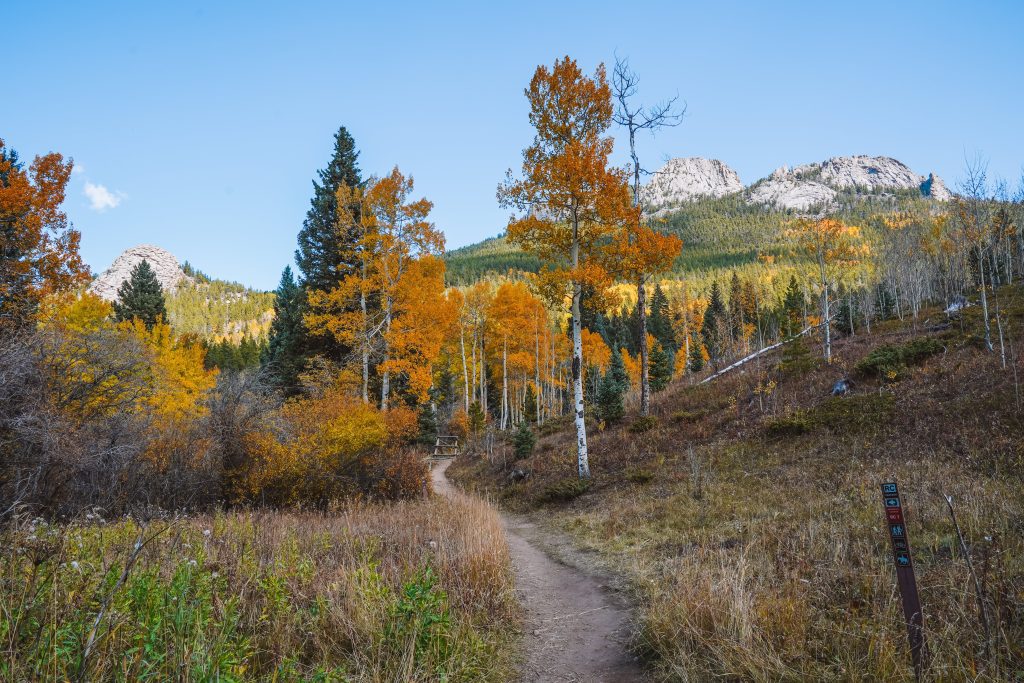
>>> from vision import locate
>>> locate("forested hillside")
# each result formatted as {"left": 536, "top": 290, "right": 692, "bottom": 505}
{"left": 165, "top": 262, "right": 275, "bottom": 341}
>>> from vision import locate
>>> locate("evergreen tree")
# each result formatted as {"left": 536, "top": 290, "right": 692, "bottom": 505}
{"left": 112, "top": 260, "right": 166, "bottom": 329}
{"left": 597, "top": 347, "right": 629, "bottom": 424}
{"left": 262, "top": 266, "right": 306, "bottom": 392}
{"left": 688, "top": 331, "right": 706, "bottom": 372}
{"left": 512, "top": 419, "right": 536, "bottom": 459}
{"left": 649, "top": 341, "right": 672, "bottom": 392}
{"left": 608, "top": 346, "right": 630, "bottom": 393}
{"left": 648, "top": 284, "right": 676, "bottom": 352}
{"left": 701, "top": 281, "right": 728, "bottom": 370}
{"left": 294, "top": 127, "right": 363, "bottom": 293}
{"left": 468, "top": 400, "right": 486, "bottom": 436}
{"left": 728, "top": 271, "right": 744, "bottom": 343}
{"left": 417, "top": 404, "right": 438, "bottom": 447}
{"left": 524, "top": 383, "right": 538, "bottom": 423}
{"left": 782, "top": 275, "right": 804, "bottom": 338}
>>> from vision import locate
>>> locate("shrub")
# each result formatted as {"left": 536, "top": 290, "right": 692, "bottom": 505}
{"left": 538, "top": 478, "right": 591, "bottom": 504}
{"left": 629, "top": 416, "right": 659, "bottom": 433}
{"left": 625, "top": 467, "right": 655, "bottom": 484}
{"left": 854, "top": 337, "right": 944, "bottom": 381}
{"left": 512, "top": 421, "right": 536, "bottom": 460}
{"left": 764, "top": 413, "right": 811, "bottom": 437}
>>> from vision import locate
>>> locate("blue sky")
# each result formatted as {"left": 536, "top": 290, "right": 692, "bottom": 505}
{"left": 7, "top": 1, "right": 1023, "bottom": 290}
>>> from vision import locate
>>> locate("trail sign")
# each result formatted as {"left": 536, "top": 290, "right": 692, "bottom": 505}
{"left": 881, "top": 481, "right": 926, "bottom": 680}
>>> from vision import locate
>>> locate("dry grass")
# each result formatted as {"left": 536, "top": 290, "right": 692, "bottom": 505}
{"left": 0, "top": 493, "right": 516, "bottom": 681}
{"left": 450, "top": 292, "right": 1024, "bottom": 681}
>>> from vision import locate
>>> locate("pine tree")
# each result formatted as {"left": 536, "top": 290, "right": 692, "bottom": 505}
{"left": 688, "top": 331, "right": 706, "bottom": 372}
{"left": 513, "top": 419, "right": 536, "bottom": 459}
{"left": 524, "top": 384, "right": 538, "bottom": 424}
{"left": 649, "top": 341, "right": 672, "bottom": 392}
{"left": 262, "top": 266, "right": 306, "bottom": 392}
{"left": 648, "top": 284, "right": 676, "bottom": 352}
{"left": 112, "top": 260, "right": 166, "bottom": 330}
{"left": 294, "top": 127, "right": 363, "bottom": 293}
{"left": 597, "top": 347, "right": 629, "bottom": 424}
{"left": 782, "top": 275, "right": 804, "bottom": 338}
{"left": 728, "top": 272, "right": 744, "bottom": 343}
{"left": 701, "top": 281, "right": 728, "bottom": 370}
{"left": 468, "top": 400, "right": 486, "bottom": 436}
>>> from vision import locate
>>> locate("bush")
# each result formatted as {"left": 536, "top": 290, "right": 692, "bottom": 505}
{"left": 512, "top": 421, "right": 536, "bottom": 460}
{"left": 764, "top": 413, "right": 812, "bottom": 437}
{"left": 625, "top": 467, "right": 655, "bottom": 484}
{"left": 854, "top": 337, "right": 944, "bottom": 381}
{"left": 629, "top": 416, "right": 659, "bottom": 433}
{"left": 538, "top": 478, "right": 591, "bottom": 504}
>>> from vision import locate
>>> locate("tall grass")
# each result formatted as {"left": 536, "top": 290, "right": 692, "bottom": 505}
{"left": 0, "top": 494, "right": 515, "bottom": 681}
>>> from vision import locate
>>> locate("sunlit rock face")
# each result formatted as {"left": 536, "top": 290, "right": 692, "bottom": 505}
{"left": 641, "top": 157, "right": 743, "bottom": 209}
{"left": 88, "top": 244, "right": 190, "bottom": 301}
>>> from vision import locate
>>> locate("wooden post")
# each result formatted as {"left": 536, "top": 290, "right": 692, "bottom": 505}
{"left": 881, "top": 481, "right": 926, "bottom": 680}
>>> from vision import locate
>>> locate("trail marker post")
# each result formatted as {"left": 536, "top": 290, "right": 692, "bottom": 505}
{"left": 881, "top": 481, "right": 926, "bottom": 680}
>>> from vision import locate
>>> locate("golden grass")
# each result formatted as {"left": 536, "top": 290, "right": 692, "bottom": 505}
{"left": 0, "top": 493, "right": 516, "bottom": 681}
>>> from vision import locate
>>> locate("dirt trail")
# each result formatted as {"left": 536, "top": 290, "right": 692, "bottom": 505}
{"left": 430, "top": 458, "right": 646, "bottom": 682}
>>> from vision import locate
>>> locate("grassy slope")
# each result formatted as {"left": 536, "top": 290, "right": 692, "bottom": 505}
{"left": 450, "top": 291, "right": 1024, "bottom": 680}
{"left": 1, "top": 495, "right": 517, "bottom": 682}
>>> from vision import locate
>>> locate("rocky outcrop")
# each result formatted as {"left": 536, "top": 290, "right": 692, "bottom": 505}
{"left": 920, "top": 173, "right": 951, "bottom": 201}
{"left": 88, "top": 244, "right": 190, "bottom": 301}
{"left": 746, "top": 156, "right": 951, "bottom": 211}
{"left": 641, "top": 158, "right": 743, "bottom": 208}
{"left": 747, "top": 176, "right": 837, "bottom": 212}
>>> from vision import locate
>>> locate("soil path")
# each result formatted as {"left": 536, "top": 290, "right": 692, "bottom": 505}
{"left": 430, "top": 458, "right": 646, "bottom": 682}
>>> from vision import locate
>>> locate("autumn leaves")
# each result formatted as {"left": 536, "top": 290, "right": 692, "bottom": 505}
{"left": 500, "top": 57, "right": 682, "bottom": 478}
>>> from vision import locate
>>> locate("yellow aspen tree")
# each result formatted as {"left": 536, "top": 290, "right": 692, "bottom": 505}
{"left": 365, "top": 167, "right": 443, "bottom": 409}
{"left": 786, "top": 217, "right": 870, "bottom": 362}
{"left": 498, "top": 56, "right": 632, "bottom": 479}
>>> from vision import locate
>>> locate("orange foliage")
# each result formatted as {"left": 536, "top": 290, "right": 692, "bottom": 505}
{"left": 0, "top": 140, "right": 88, "bottom": 330}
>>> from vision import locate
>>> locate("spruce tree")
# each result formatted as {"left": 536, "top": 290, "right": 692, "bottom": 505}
{"left": 688, "top": 331, "right": 706, "bottom": 372}
{"left": 648, "top": 284, "right": 676, "bottom": 352}
{"left": 701, "top": 282, "right": 728, "bottom": 370}
{"left": 513, "top": 419, "right": 536, "bottom": 459}
{"left": 597, "top": 347, "right": 629, "bottom": 424}
{"left": 728, "top": 272, "right": 744, "bottom": 343}
{"left": 112, "top": 260, "right": 166, "bottom": 329}
{"left": 294, "top": 126, "right": 363, "bottom": 293}
{"left": 649, "top": 341, "right": 673, "bottom": 392}
{"left": 524, "top": 383, "right": 538, "bottom": 423}
{"left": 262, "top": 266, "right": 306, "bottom": 392}
{"left": 782, "top": 275, "right": 804, "bottom": 338}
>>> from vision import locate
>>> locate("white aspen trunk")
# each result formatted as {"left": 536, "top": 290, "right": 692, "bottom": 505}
{"left": 978, "top": 247, "right": 994, "bottom": 351}
{"left": 501, "top": 338, "right": 508, "bottom": 430}
{"left": 360, "top": 283, "right": 369, "bottom": 404}
{"left": 638, "top": 278, "right": 650, "bottom": 416}
{"left": 570, "top": 221, "right": 590, "bottom": 478}
{"left": 535, "top": 325, "right": 542, "bottom": 424}
{"left": 380, "top": 296, "right": 393, "bottom": 410}
{"left": 460, "top": 325, "right": 470, "bottom": 412}
{"left": 822, "top": 284, "right": 831, "bottom": 363}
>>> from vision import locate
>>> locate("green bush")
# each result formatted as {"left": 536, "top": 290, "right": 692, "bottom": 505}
{"left": 625, "top": 467, "right": 655, "bottom": 484}
{"left": 764, "top": 413, "right": 811, "bottom": 437}
{"left": 538, "top": 478, "right": 591, "bottom": 504}
{"left": 629, "top": 416, "right": 659, "bottom": 433}
{"left": 854, "top": 337, "right": 944, "bottom": 381}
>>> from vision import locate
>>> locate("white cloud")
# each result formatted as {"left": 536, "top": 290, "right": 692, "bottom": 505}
{"left": 84, "top": 182, "right": 123, "bottom": 211}
{"left": 72, "top": 163, "right": 85, "bottom": 175}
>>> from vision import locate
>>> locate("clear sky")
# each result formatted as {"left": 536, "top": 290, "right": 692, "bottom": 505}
{"left": 7, "top": 1, "right": 1023, "bottom": 290}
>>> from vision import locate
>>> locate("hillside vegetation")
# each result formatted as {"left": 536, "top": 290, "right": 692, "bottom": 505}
{"left": 450, "top": 292, "right": 1024, "bottom": 680}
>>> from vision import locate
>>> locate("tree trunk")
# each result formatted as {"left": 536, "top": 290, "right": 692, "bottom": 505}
{"left": 380, "top": 297, "right": 393, "bottom": 410}
{"left": 571, "top": 283, "right": 590, "bottom": 479}
{"left": 978, "top": 247, "right": 994, "bottom": 351}
{"left": 822, "top": 283, "right": 831, "bottom": 363}
{"left": 535, "top": 325, "right": 542, "bottom": 424}
{"left": 638, "top": 278, "right": 650, "bottom": 416}
{"left": 460, "top": 326, "right": 470, "bottom": 412}
{"left": 360, "top": 284, "right": 369, "bottom": 404}
{"left": 501, "top": 338, "right": 508, "bottom": 430}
